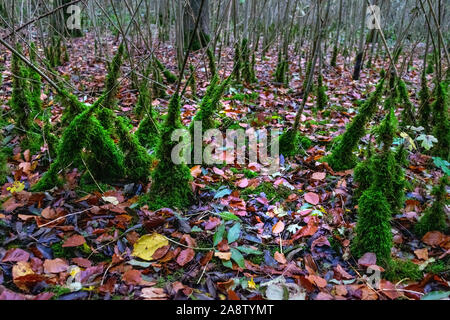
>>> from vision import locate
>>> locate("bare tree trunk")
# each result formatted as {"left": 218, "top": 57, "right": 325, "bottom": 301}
{"left": 184, "top": 0, "right": 210, "bottom": 50}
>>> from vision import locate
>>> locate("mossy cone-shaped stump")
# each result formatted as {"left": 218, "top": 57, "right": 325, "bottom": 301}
{"left": 146, "top": 95, "right": 193, "bottom": 210}
{"left": 352, "top": 188, "right": 393, "bottom": 263}
{"left": 279, "top": 129, "right": 312, "bottom": 157}
{"left": 415, "top": 177, "right": 449, "bottom": 237}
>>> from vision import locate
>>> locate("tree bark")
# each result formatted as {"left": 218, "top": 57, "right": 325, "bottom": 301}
{"left": 184, "top": 0, "right": 210, "bottom": 50}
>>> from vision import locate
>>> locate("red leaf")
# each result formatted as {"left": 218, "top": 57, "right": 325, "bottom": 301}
{"left": 304, "top": 192, "right": 320, "bottom": 205}
{"left": 176, "top": 248, "right": 195, "bottom": 266}
{"left": 2, "top": 248, "right": 30, "bottom": 263}
{"left": 357, "top": 252, "right": 377, "bottom": 267}
{"left": 62, "top": 235, "right": 86, "bottom": 248}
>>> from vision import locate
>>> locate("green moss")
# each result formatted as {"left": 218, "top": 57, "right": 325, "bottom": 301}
{"left": 316, "top": 73, "right": 328, "bottom": 110}
{"left": 206, "top": 48, "right": 217, "bottom": 77}
{"left": 136, "top": 111, "right": 160, "bottom": 150}
{"left": 279, "top": 128, "right": 312, "bottom": 157}
{"left": 0, "top": 148, "right": 8, "bottom": 184}
{"left": 155, "top": 57, "right": 177, "bottom": 84}
{"left": 28, "top": 42, "right": 42, "bottom": 113}
{"left": 351, "top": 188, "right": 393, "bottom": 263}
{"left": 145, "top": 94, "right": 193, "bottom": 210}
{"left": 134, "top": 63, "right": 153, "bottom": 120}
{"left": 415, "top": 176, "right": 449, "bottom": 237}
{"left": 43, "top": 122, "right": 59, "bottom": 159}
{"left": 59, "top": 90, "right": 88, "bottom": 127}
{"left": 115, "top": 116, "right": 152, "bottom": 182}
{"left": 190, "top": 75, "right": 230, "bottom": 134}
{"left": 103, "top": 43, "right": 124, "bottom": 109}
{"left": 424, "top": 258, "right": 449, "bottom": 275}
{"left": 325, "top": 78, "right": 385, "bottom": 171}
{"left": 384, "top": 259, "right": 422, "bottom": 282}
{"left": 398, "top": 79, "right": 415, "bottom": 127}
{"left": 241, "top": 38, "right": 256, "bottom": 84}
{"left": 9, "top": 44, "right": 33, "bottom": 131}
{"left": 188, "top": 64, "right": 197, "bottom": 100}
{"left": 33, "top": 98, "right": 125, "bottom": 191}
{"left": 419, "top": 71, "right": 432, "bottom": 133}
{"left": 274, "top": 51, "right": 288, "bottom": 86}
{"left": 241, "top": 182, "right": 294, "bottom": 202}
{"left": 431, "top": 82, "right": 449, "bottom": 160}
{"left": 45, "top": 285, "right": 72, "bottom": 299}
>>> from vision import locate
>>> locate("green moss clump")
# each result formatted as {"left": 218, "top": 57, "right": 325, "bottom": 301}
{"left": 136, "top": 109, "right": 160, "bottom": 151}
{"left": 115, "top": 116, "right": 152, "bottom": 182}
{"left": 0, "top": 148, "right": 8, "bottom": 184}
{"left": 240, "top": 182, "right": 294, "bottom": 202}
{"left": 155, "top": 57, "right": 177, "bottom": 84}
{"left": 398, "top": 79, "right": 416, "bottom": 127}
{"left": 415, "top": 176, "right": 449, "bottom": 237}
{"left": 134, "top": 64, "right": 153, "bottom": 120}
{"left": 152, "top": 64, "right": 167, "bottom": 99}
{"left": 9, "top": 44, "right": 33, "bottom": 131}
{"left": 418, "top": 72, "right": 431, "bottom": 133}
{"left": 43, "top": 122, "right": 58, "bottom": 159}
{"left": 145, "top": 94, "right": 193, "bottom": 210}
{"left": 32, "top": 98, "right": 125, "bottom": 191}
{"left": 206, "top": 48, "right": 217, "bottom": 77}
{"left": 190, "top": 75, "right": 230, "bottom": 134}
{"left": 278, "top": 128, "right": 312, "bottom": 157}
{"left": 60, "top": 90, "right": 88, "bottom": 127}
{"left": 188, "top": 64, "right": 197, "bottom": 100}
{"left": 103, "top": 43, "right": 124, "bottom": 109}
{"left": 384, "top": 259, "right": 422, "bottom": 282}
{"left": 351, "top": 188, "right": 393, "bottom": 263}
{"left": 28, "top": 42, "right": 42, "bottom": 113}
{"left": 431, "top": 82, "right": 450, "bottom": 160}
{"left": 353, "top": 145, "right": 374, "bottom": 199}
{"left": 325, "top": 78, "right": 385, "bottom": 171}
{"left": 241, "top": 39, "right": 256, "bottom": 84}
{"left": 316, "top": 73, "right": 328, "bottom": 110}
{"left": 274, "top": 51, "right": 288, "bottom": 86}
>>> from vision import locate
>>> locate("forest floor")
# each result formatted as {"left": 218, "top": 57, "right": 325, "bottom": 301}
{"left": 0, "top": 34, "right": 449, "bottom": 300}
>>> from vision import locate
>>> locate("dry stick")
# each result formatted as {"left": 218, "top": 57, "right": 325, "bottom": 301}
{"left": 3, "top": 0, "right": 84, "bottom": 39}
{"left": 38, "top": 208, "right": 92, "bottom": 228}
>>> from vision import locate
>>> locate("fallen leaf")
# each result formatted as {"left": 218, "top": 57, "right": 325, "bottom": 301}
{"left": 274, "top": 252, "right": 287, "bottom": 264}
{"left": 272, "top": 221, "right": 285, "bottom": 234}
{"left": 43, "top": 259, "right": 69, "bottom": 274}
{"left": 214, "top": 251, "right": 232, "bottom": 261}
{"left": 176, "top": 248, "right": 195, "bottom": 266}
{"left": 358, "top": 252, "right": 377, "bottom": 267}
{"left": 132, "top": 233, "right": 169, "bottom": 261}
{"left": 414, "top": 248, "right": 429, "bottom": 260}
{"left": 312, "top": 172, "right": 326, "bottom": 180}
{"left": 304, "top": 192, "right": 320, "bottom": 205}
{"left": 62, "top": 235, "right": 86, "bottom": 248}
{"left": 141, "top": 287, "right": 168, "bottom": 300}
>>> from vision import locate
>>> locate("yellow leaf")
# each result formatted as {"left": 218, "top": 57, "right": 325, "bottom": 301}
{"left": 400, "top": 132, "right": 416, "bottom": 150}
{"left": 248, "top": 277, "right": 256, "bottom": 290}
{"left": 132, "top": 233, "right": 169, "bottom": 261}
{"left": 7, "top": 181, "right": 25, "bottom": 194}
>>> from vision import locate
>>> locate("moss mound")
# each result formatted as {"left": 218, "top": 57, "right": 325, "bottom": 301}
{"left": 352, "top": 188, "right": 393, "bottom": 262}
{"left": 431, "top": 82, "right": 450, "bottom": 160}
{"left": 145, "top": 94, "right": 193, "bottom": 210}
{"left": 415, "top": 176, "right": 449, "bottom": 237}
{"left": 325, "top": 78, "right": 385, "bottom": 171}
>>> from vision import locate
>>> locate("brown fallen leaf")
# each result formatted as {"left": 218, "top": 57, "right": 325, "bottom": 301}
{"left": 176, "top": 248, "right": 195, "bottom": 267}
{"left": 304, "top": 192, "right": 320, "bottom": 205}
{"left": 122, "top": 269, "right": 142, "bottom": 285}
{"left": 414, "top": 248, "right": 428, "bottom": 260}
{"left": 357, "top": 252, "right": 377, "bottom": 267}
{"left": 43, "top": 258, "right": 69, "bottom": 274}
{"left": 312, "top": 172, "right": 326, "bottom": 181}
{"left": 2, "top": 248, "right": 30, "bottom": 263}
{"left": 272, "top": 221, "right": 285, "bottom": 234}
{"left": 214, "top": 251, "right": 232, "bottom": 261}
{"left": 274, "top": 252, "right": 287, "bottom": 264}
{"left": 62, "top": 235, "right": 86, "bottom": 248}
